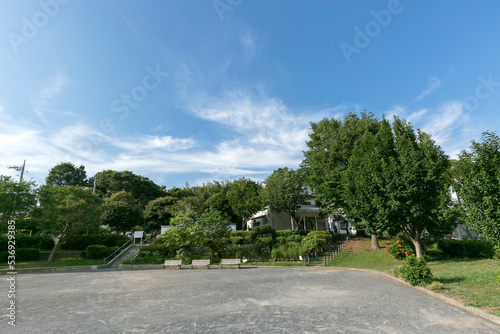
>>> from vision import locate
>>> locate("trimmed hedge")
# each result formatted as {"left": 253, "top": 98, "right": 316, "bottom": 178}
{"left": 61, "top": 234, "right": 130, "bottom": 250}
{"left": 137, "top": 243, "right": 173, "bottom": 258}
{"left": 437, "top": 239, "right": 494, "bottom": 258}
{"left": 82, "top": 245, "right": 119, "bottom": 259}
{"left": 0, "top": 235, "right": 54, "bottom": 251}
{"left": 0, "top": 248, "right": 40, "bottom": 262}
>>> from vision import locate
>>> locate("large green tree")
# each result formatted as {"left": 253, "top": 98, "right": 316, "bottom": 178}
{"left": 101, "top": 190, "right": 143, "bottom": 233}
{"left": 0, "top": 175, "right": 37, "bottom": 225}
{"left": 261, "top": 167, "right": 308, "bottom": 228}
{"left": 34, "top": 186, "right": 102, "bottom": 261}
{"left": 94, "top": 170, "right": 165, "bottom": 206}
{"left": 143, "top": 196, "right": 177, "bottom": 232}
{"left": 46, "top": 162, "right": 89, "bottom": 187}
{"left": 302, "top": 112, "right": 380, "bottom": 213}
{"left": 454, "top": 131, "right": 500, "bottom": 249}
{"left": 226, "top": 178, "right": 263, "bottom": 230}
{"left": 342, "top": 118, "right": 396, "bottom": 249}
{"left": 388, "top": 118, "right": 456, "bottom": 257}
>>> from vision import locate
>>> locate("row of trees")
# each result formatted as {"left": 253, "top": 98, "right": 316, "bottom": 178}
{"left": 302, "top": 112, "right": 500, "bottom": 257}
{"left": 2, "top": 113, "right": 499, "bottom": 260}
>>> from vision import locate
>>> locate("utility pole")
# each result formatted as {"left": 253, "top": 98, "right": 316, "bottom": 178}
{"left": 7, "top": 160, "right": 26, "bottom": 182}
{"left": 93, "top": 175, "right": 97, "bottom": 193}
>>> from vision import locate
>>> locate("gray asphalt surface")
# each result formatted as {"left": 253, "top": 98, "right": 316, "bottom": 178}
{"left": 1, "top": 267, "right": 499, "bottom": 333}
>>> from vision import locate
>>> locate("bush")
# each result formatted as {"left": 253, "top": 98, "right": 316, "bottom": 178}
{"left": 122, "top": 257, "right": 164, "bottom": 265}
{"left": 250, "top": 225, "right": 276, "bottom": 245}
{"left": 62, "top": 234, "right": 130, "bottom": 250}
{"left": 276, "top": 230, "right": 309, "bottom": 238}
{"left": 82, "top": 245, "right": 118, "bottom": 259}
{"left": 301, "top": 234, "right": 322, "bottom": 255}
{"left": 230, "top": 231, "right": 251, "bottom": 238}
{"left": 399, "top": 255, "right": 433, "bottom": 286}
{"left": 271, "top": 244, "right": 304, "bottom": 260}
{"left": 307, "top": 231, "right": 333, "bottom": 244}
{"left": 0, "top": 248, "right": 40, "bottom": 262}
{"left": 0, "top": 235, "right": 54, "bottom": 251}
{"left": 383, "top": 238, "right": 413, "bottom": 259}
{"left": 229, "top": 236, "right": 244, "bottom": 245}
{"left": 138, "top": 243, "right": 173, "bottom": 258}
{"left": 437, "top": 239, "right": 494, "bottom": 259}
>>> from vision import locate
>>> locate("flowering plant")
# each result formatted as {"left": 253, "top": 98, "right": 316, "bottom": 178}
{"left": 383, "top": 238, "right": 413, "bottom": 259}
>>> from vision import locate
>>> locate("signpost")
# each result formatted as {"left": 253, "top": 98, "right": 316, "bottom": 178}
{"left": 133, "top": 231, "right": 144, "bottom": 244}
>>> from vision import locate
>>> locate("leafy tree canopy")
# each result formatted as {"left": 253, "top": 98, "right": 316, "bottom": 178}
{"left": 94, "top": 170, "right": 165, "bottom": 206}
{"left": 101, "top": 190, "right": 143, "bottom": 233}
{"left": 454, "top": 131, "right": 500, "bottom": 247}
{"left": 143, "top": 196, "right": 178, "bottom": 232}
{"left": 46, "top": 162, "right": 89, "bottom": 187}
{"left": 302, "top": 112, "right": 380, "bottom": 212}
{"left": 226, "top": 177, "right": 263, "bottom": 230}
{"left": 33, "top": 185, "right": 102, "bottom": 261}
{"left": 261, "top": 167, "right": 308, "bottom": 224}
{"left": 0, "top": 175, "right": 38, "bottom": 224}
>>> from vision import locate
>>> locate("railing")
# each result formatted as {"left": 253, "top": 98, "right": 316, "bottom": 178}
{"left": 103, "top": 238, "right": 132, "bottom": 265}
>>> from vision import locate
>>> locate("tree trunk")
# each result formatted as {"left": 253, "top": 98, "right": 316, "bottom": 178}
{"left": 48, "top": 240, "right": 60, "bottom": 262}
{"left": 48, "top": 234, "right": 67, "bottom": 262}
{"left": 412, "top": 239, "right": 423, "bottom": 258}
{"left": 371, "top": 234, "right": 380, "bottom": 249}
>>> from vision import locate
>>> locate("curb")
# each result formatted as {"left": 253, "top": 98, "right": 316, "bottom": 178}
{"left": 327, "top": 266, "right": 500, "bottom": 327}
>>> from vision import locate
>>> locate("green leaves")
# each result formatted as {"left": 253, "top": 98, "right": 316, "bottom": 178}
{"left": 46, "top": 162, "right": 89, "bottom": 187}
{"left": 101, "top": 190, "right": 142, "bottom": 233}
{"left": 261, "top": 167, "right": 307, "bottom": 222}
{"left": 455, "top": 131, "right": 500, "bottom": 247}
{"left": 0, "top": 175, "right": 37, "bottom": 224}
{"left": 35, "top": 185, "right": 102, "bottom": 236}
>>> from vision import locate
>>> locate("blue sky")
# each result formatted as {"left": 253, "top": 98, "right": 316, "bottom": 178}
{"left": 1, "top": 0, "right": 500, "bottom": 188}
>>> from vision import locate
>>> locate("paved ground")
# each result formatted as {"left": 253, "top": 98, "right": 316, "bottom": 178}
{"left": 1, "top": 267, "right": 499, "bottom": 333}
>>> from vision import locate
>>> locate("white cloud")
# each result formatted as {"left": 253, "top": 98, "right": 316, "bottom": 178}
{"left": 414, "top": 76, "right": 441, "bottom": 101}
{"left": 407, "top": 108, "right": 429, "bottom": 124}
{"left": 29, "top": 72, "right": 75, "bottom": 124}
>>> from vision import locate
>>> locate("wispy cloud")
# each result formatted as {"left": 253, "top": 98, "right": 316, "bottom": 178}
{"left": 414, "top": 76, "right": 441, "bottom": 101}
{"left": 29, "top": 72, "right": 74, "bottom": 124}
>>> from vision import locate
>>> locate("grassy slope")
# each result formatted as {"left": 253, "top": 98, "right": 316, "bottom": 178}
{"left": 329, "top": 237, "right": 500, "bottom": 316}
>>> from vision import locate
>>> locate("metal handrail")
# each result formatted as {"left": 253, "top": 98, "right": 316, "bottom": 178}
{"left": 103, "top": 238, "right": 132, "bottom": 264}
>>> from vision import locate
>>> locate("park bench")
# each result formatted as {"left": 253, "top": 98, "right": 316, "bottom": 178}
{"left": 220, "top": 258, "right": 241, "bottom": 269}
{"left": 164, "top": 260, "right": 182, "bottom": 270}
{"left": 191, "top": 259, "right": 211, "bottom": 269}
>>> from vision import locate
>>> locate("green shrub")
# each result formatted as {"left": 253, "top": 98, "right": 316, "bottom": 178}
{"left": 301, "top": 234, "right": 322, "bottom": 255}
{"left": 138, "top": 243, "right": 173, "bottom": 258}
{"left": 383, "top": 238, "right": 414, "bottom": 259}
{"left": 223, "top": 244, "right": 258, "bottom": 259}
{"left": 62, "top": 234, "right": 130, "bottom": 250}
{"left": 271, "top": 244, "right": 304, "bottom": 260}
{"left": 276, "top": 230, "right": 309, "bottom": 238}
{"left": 286, "top": 234, "right": 304, "bottom": 243}
{"left": 399, "top": 255, "right": 433, "bottom": 286}
{"left": 0, "top": 235, "right": 54, "bottom": 251}
{"left": 437, "top": 239, "right": 494, "bottom": 259}
{"left": 229, "top": 236, "right": 244, "bottom": 245}
{"left": 250, "top": 225, "right": 276, "bottom": 245}
{"left": 83, "top": 245, "right": 118, "bottom": 259}
{"left": 175, "top": 248, "right": 193, "bottom": 264}
{"left": 230, "top": 231, "right": 251, "bottom": 238}
{"left": 307, "top": 231, "right": 333, "bottom": 244}
{"left": 0, "top": 248, "right": 40, "bottom": 262}
{"left": 122, "top": 257, "right": 164, "bottom": 265}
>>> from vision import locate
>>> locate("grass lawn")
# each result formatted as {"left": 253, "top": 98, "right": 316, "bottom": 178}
{"left": 328, "top": 237, "right": 500, "bottom": 316}
{"left": 0, "top": 257, "right": 105, "bottom": 270}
